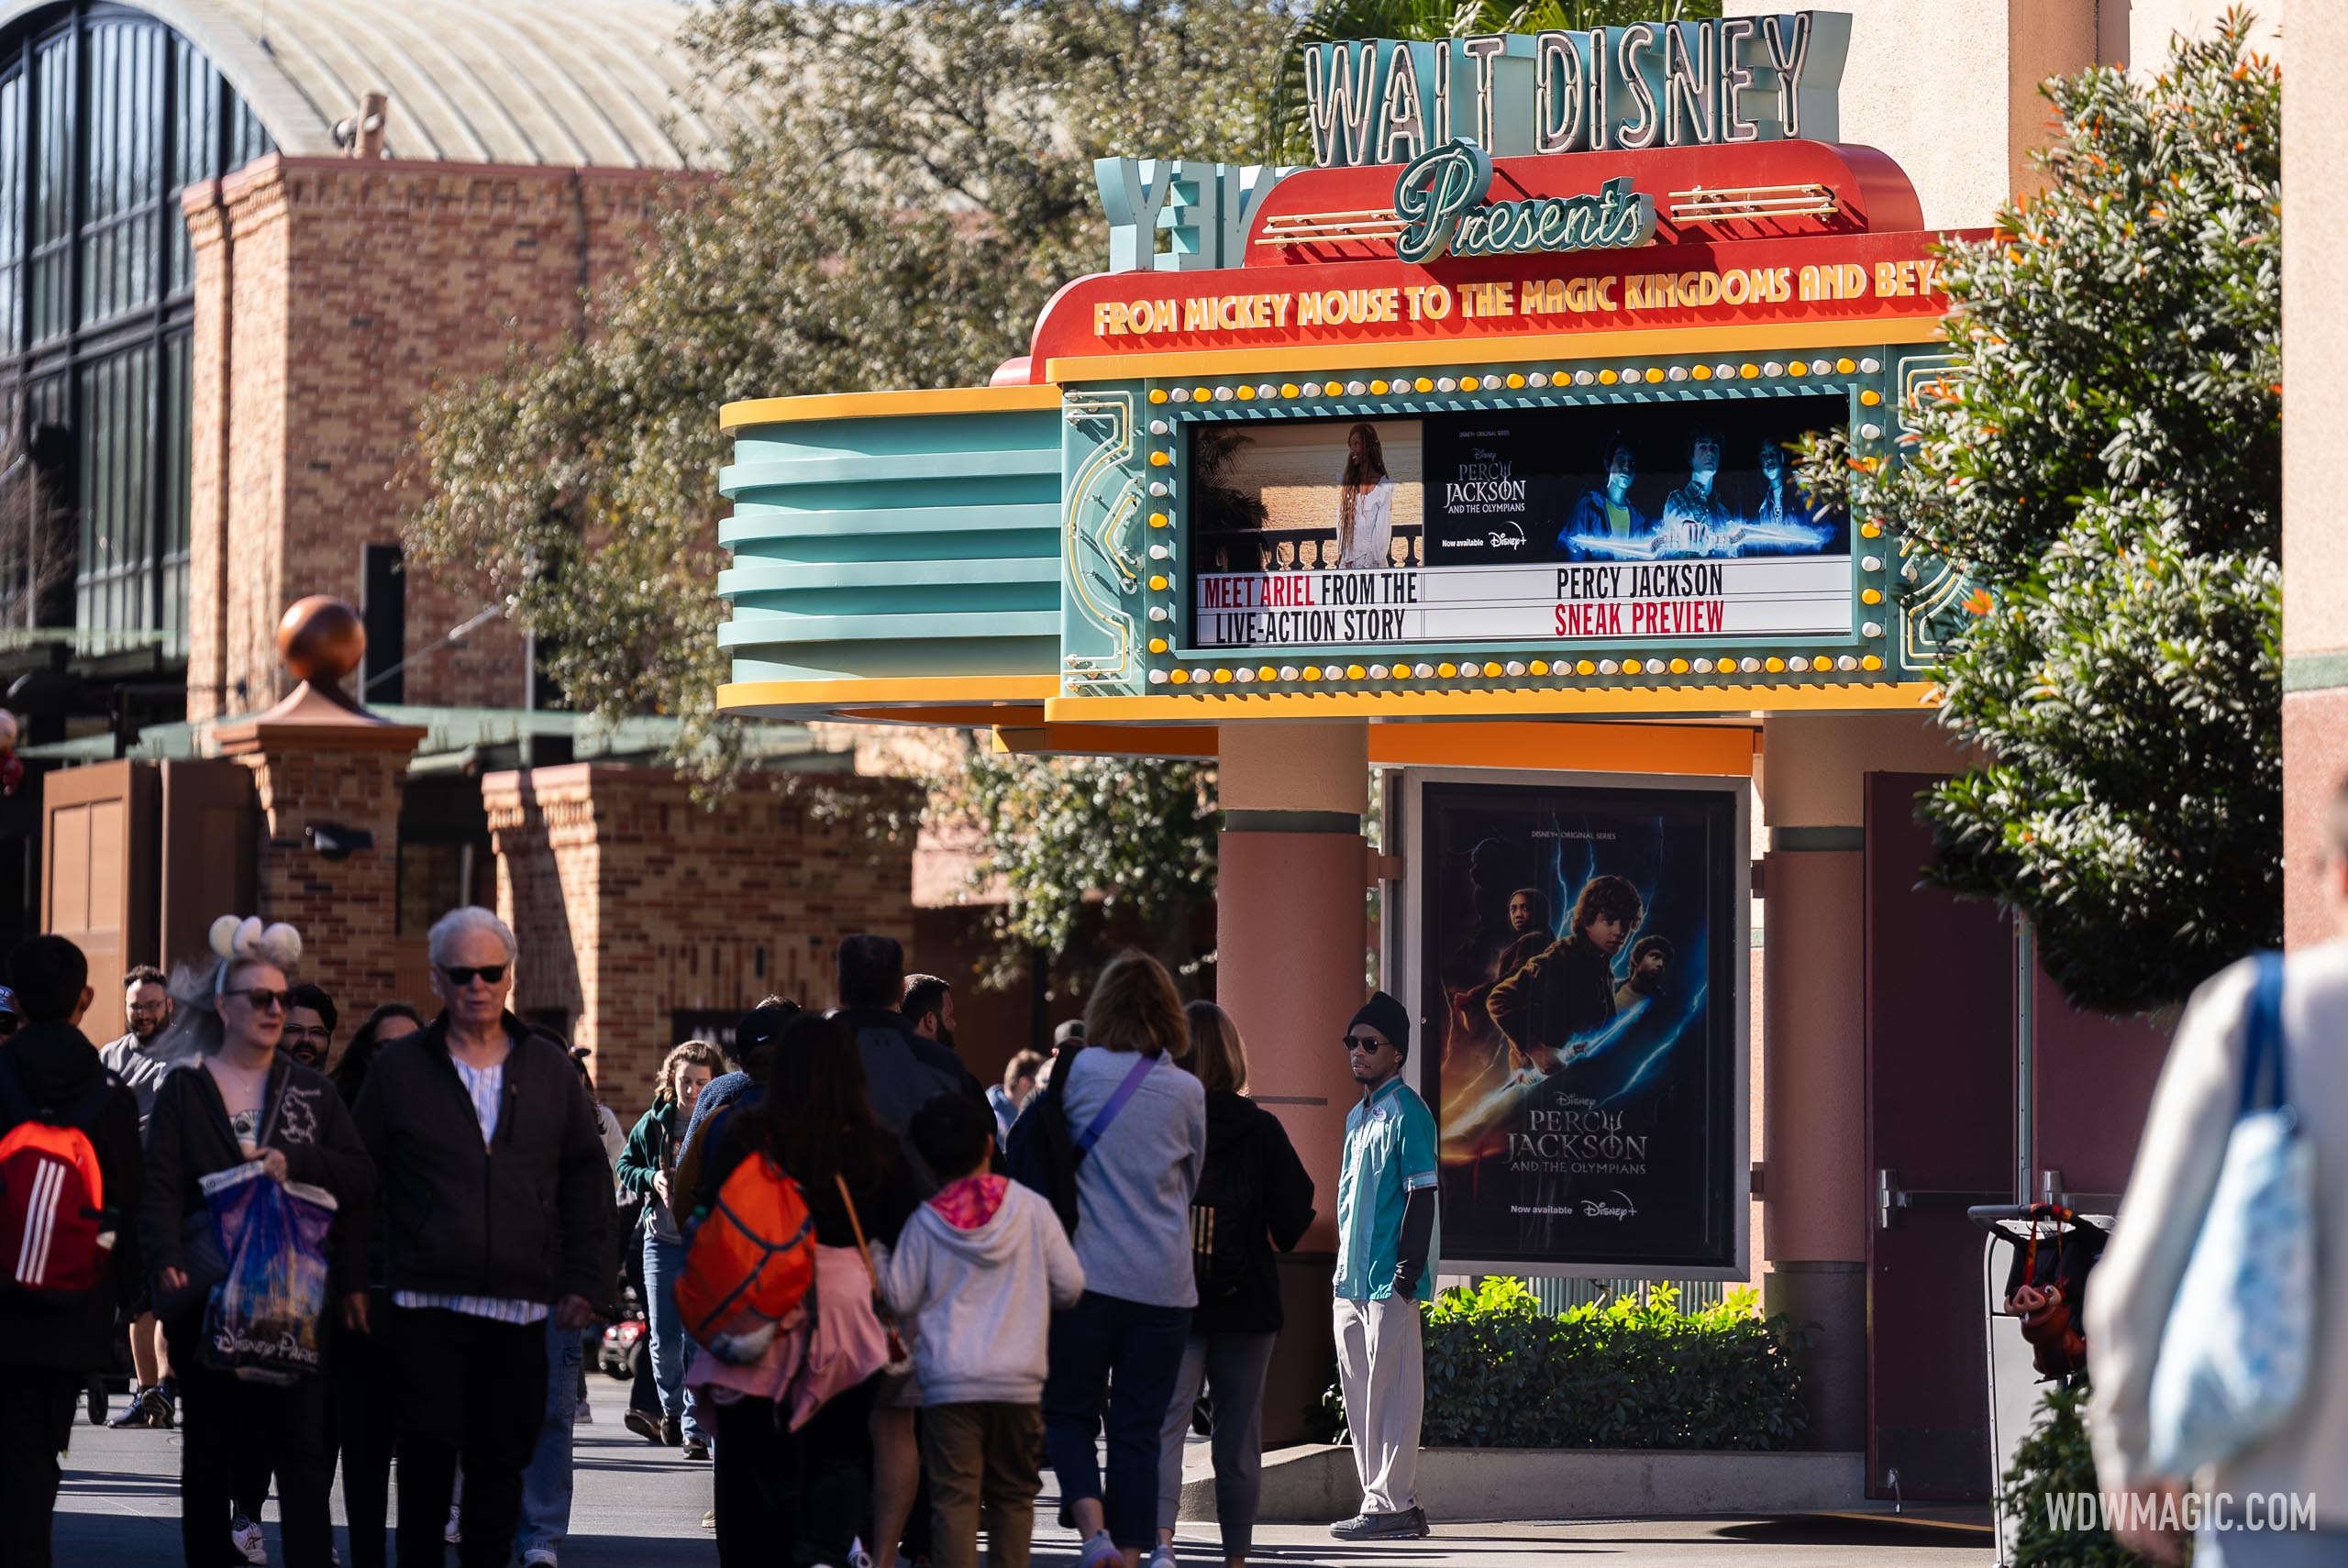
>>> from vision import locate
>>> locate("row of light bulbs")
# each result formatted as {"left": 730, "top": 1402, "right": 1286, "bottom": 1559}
{"left": 1146, "top": 355, "right": 1887, "bottom": 408}
{"left": 1142, "top": 651, "right": 1890, "bottom": 687}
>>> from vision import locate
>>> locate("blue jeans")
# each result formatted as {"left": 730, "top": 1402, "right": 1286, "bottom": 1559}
{"left": 643, "top": 1231, "right": 709, "bottom": 1445}
{"left": 515, "top": 1318, "right": 582, "bottom": 1562}
{"left": 1043, "top": 1290, "right": 1191, "bottom": 1551}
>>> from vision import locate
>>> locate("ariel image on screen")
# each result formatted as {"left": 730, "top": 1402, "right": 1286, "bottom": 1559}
{"left": 1421, "top": 781, "right": 1741, "bottom": 1272}
{"left": 1186, "top": 419, "right": 1425, "bottom": 574}
{"left": 1421, "top": 394, "right": 1849, "bottom": 566}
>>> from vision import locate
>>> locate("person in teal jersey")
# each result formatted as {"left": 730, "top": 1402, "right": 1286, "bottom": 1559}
{"left": 1329, "top": 990, "right": 1437, "bottom": 1544}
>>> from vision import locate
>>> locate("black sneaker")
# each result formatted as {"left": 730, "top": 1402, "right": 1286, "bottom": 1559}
{"left": 681, "top": 1437, "right": 710, "bottom": 1461}
{"left": 660, "top": 1415, "right": 682, "bottom": 1447}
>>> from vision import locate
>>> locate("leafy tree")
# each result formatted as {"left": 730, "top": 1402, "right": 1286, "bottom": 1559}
{"left": 1798, "top": 15, "right": 2280, "bottom": 1012}
{"left": 930, "top": 740, "right": 1218, "bottom": 991}
{"left": 407, "top": 0, "right": 1291, "bottom": 780}
{"left": 1264, "top": 0, "right": 1719, "bottom": 161}
{"left": 405, "top": 0, "right": 1275, "bottom": 973}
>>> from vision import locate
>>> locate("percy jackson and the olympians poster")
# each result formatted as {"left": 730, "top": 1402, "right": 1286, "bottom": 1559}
{"left": 1419, "top": 780, "right": 1743, "bottom": 1273}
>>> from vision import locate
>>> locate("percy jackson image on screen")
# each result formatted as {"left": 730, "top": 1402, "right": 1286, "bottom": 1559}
{"left": 1423, "top": 782, "right": 1740, "bottom": 1271}
{"left": 1184, "top": 395, "right": 1844, "bottom": 571}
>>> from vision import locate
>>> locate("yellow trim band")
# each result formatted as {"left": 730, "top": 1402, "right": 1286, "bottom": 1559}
{"left": 718, "top": 676, "right": 1060, "bottom": 714}
{"left": 1043, "top": 316, "right": 1945, "bottom": 385}
{"left": 720, "top": 383, "right": 1061, "bottom": 431}
{"left": 993, "top": 719, "right": 1761, "bottom": 776}
{"left": 1039, "top": 682, "right": 1941, "bottom": 723}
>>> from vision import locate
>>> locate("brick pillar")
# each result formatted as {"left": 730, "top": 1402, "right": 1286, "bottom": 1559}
{"left": 213, "top": 683, "right": 425, "bottom": 1011}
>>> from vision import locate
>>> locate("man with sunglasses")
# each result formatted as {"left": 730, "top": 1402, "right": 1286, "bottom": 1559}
{"left": 352, "top": 906, "right": 611, "bottom": 1568}
{"left": 99, "top": 965, "right": 180, "bottom": 1430}
{"left": 1330, "top": 990, "right": 1437, "bottom": 1544}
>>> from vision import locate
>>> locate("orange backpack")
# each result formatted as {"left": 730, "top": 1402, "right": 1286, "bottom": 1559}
{"left": 678, "top": 1149, "right": 816, "bottom": 1365}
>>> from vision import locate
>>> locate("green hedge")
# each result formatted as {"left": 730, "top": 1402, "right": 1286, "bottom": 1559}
{"left": 1325, "top": 1277, "right": 1811, "bottom": 1451}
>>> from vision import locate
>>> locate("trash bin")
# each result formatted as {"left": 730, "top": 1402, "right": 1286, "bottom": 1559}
{"left": 1969, "top": 1203, "right": 2113, "bottom": 1565}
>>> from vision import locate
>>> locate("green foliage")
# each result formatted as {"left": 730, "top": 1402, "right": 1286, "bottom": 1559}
{"left": 1265, "top": 1, "right": 1717, "bottom": 163}
{"left": 933, "top": 740, "right": 1217, "bottom": 990}
{"left": 1329, "top": 1277, "right": 1811, "bottom": 1451}
{"left": 1797, "top": 15, "right": 2281, "bottom": 1012}
{"left": 405, "top": 0, "right": 1292, "bottom": 785}
{"left": 2004, "top": 1380, "right": 2156, "bottom": 1568}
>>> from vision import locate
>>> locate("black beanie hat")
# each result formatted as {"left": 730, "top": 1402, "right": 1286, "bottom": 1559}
{"left": 1349, "top": 990, "right": 1412, "bottom": 1057}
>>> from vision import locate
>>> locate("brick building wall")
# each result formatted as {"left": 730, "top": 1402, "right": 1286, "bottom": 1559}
{"left": 482, "top": 765, "right": 922, "bottom": 1120}
{"left": 233, "top": 741, "right": 418, "bottom": 1016}
{"left": 181, "top": 154, "right": 680, "bottom": 721}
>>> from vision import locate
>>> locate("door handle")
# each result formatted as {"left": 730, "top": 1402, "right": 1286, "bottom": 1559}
{"left": 1877, "top": 1168, "right": 2010, "bottom": 1230}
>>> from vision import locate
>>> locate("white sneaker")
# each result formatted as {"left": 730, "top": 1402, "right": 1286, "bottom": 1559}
{"left": 1078, "top": 1531, "right": 1123, "bottom": 1568}
{"left": 522, "top": 1552, "right": 559, "bottom": 1567}
{"left": 574, "top": 1398, "right": 593, "bottom": 1422}
{"left": 229, "top": 1515, "right": 267, "bottom": 1566}
{"left": 443, "top": 1506, "right": 461, "bottom": 1544}
{"left": 1148, "top": 1547, "right": 1180, "bottom": 1568}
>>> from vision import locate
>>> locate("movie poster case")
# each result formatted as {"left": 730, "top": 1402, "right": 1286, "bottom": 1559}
{"left": 1390, "top": 767, "right": 1751, "bottom": 1279}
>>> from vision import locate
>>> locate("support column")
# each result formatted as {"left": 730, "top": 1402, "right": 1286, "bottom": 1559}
{"left": 2285, "top": 0, "right": 2348, "bottom": 947}
{"left": 1216, "top": 721, "right": 1369, "bottom": 1446}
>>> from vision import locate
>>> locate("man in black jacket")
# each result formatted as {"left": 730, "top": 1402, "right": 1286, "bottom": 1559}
{"left": 0, "top": 934, "right": 143, "bottom": 1568}
{"left": 352, "top": 907, "right": 609, "bottom": 1568}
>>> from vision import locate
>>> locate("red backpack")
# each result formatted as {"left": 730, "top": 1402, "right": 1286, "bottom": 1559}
{"left": 678, "top": 1150, "right": 816, "bottom": 1364}
{"left": 0, "top": 1056, "right": 113, "bottom": 1298}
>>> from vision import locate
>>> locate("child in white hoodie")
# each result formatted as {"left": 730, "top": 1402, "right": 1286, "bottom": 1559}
{"left": 875, "top": 1093, "right": 1084, "bottom": 1568}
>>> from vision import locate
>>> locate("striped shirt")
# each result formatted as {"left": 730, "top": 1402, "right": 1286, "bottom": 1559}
{"left": 393, "top": 1055, "right": 548, "bottom": 1326}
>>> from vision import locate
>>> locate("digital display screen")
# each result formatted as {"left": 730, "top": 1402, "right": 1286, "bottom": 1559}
{"left": 1188, "top": 396, "right": 1852, "bottom": 651}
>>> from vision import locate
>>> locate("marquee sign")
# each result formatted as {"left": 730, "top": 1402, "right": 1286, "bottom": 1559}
{"left": 713, "top": 9, "right": 1985, "bottom": 727}
{"left": 1301, "top": 11, "right": 1848, "bottom": 167}
{"left": 1185, "top": 394, "right": 1858, "bottom": 657}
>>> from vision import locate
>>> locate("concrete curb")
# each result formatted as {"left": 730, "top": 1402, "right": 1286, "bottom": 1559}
{"left": 1181, "top": 1444, "right": 1867, "bottom": 1524}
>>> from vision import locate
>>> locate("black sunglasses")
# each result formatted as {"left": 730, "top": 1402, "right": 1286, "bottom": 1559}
{"left": 0, "top": 1014, "right": 17, "bottom": 1036}
{"left": 1343, "top": 1035, "right": 1390, "bottom": 1054}
{"left": 236, "top": 988, "right": 294, "bottom": 1012}
{"left": 441, "top": 964, "right": 508, "bottom": 987}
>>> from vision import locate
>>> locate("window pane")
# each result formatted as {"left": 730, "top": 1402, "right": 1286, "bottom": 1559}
{"left": 81, "top": 21, "right": 163, "bottom": 326}
{"left": 75, "top": 344, "right": 158, "bottom": 634}
{"left": 161, "top": 334, "right": 190, "bottom": 639}
{"left": 29, "top": 34, "right": 71, "bottom": 344}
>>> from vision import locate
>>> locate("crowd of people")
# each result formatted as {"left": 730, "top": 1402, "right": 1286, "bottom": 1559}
{"left": 0, "top": 910, "right": 1445, "bottom": 1568}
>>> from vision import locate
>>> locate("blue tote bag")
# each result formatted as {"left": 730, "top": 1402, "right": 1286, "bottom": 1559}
{"left": 2146, "top": 952, "right": 2317, "bottom": 1475}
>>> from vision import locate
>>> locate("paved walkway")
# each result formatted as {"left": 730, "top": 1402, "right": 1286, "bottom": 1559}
{"left": 53, "top": 1376, "right": 1994, "bottom": 1566}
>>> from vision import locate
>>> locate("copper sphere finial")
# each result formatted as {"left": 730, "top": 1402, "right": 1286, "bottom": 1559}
{"left": 278, "top": 596, "right": 367, "bottom": 688}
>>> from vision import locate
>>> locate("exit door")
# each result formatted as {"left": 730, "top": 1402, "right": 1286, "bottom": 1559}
{"left": 1862, "top": 770, "right": 2013, "bottom": 1501}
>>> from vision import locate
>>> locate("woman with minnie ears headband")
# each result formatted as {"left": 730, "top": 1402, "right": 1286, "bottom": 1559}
{"left": 137, "top": 915, "right": 375, "bottom": 1568}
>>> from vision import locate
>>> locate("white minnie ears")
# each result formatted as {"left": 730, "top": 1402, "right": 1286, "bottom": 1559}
{"left": 207, "top": 913, "right": 303, "bottom": 971}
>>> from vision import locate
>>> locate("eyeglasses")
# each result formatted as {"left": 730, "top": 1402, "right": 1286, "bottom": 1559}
{"left": 1343, "top": 1035, "right": 1388, "bottom": 1055}
{"left": 236, "top": 988, "right": 294, "bottom": 1013}
{"left": 440, "top": 965, "right": 508, "bottom": 987}
{"left": 283, "top": 1023, "right": 333, "bottom": 1041}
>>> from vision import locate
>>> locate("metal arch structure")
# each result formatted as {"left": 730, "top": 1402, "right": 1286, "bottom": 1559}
{"left": 0, "top": 0, "right": 762, "bottom": 171}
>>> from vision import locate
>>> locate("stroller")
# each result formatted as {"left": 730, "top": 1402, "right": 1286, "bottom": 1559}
{"left": 1969, "top": 1203, "right": 2114, "bottom": 1564}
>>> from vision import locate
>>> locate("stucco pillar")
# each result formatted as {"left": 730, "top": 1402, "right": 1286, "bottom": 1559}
{"left": 1216, "top": 721, "right": 1369, "bottom": 1445}
{"left": 2283, "top": 0, "right": 2348, "bottom": 947}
